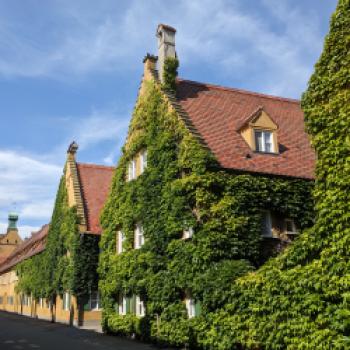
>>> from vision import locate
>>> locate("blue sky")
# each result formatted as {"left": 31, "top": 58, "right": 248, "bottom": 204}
{"left": 0, "top": 0, "right": 337, "bottom": 237}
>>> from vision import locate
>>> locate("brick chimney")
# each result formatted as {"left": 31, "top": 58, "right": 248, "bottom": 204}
{"left": 156, "top": 24, "right": 176, "bottom": 83}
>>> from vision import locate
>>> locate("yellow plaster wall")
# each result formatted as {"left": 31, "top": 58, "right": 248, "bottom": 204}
{"left": 0, "top": 229, "right": 22, "bottom": 245}
{"left": 65, "top": 163, "right": 77, "bottom": 208}
{"left": 251, "top": 111, "right": 277, "bottom": 130}
{"left": 0, "top": 270, "right": 19, "bottom": 313}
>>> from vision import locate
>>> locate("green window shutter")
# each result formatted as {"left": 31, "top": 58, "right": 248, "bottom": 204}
{"left": 126, "top": 296, "right": 131, "bottom": 314}
{"left": 195, "top": 300, "right": 202, "bottom": 317}
{"left": 114, "top": 302, "right": 119, "bottom": 315}
{"left": 130, "top": 295, "right": 136, "bottom": 315}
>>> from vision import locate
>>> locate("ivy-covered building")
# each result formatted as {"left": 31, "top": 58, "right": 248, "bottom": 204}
{"left": 0, "top": 143, "right": 114, "bottom": 329}
{"left": 99, "top": 24, "right": 316, "bottom": 345}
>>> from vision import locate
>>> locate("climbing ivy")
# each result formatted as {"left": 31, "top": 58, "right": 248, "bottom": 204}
{"left": 189, "top": 1, "right": 350, "bottom": 349}
{"left": 162, "top": 57, "right": 179, "bottom": 92}
{"left": 16, "top": 171, "right": 100, "bottom": 306}
{"left": 99, "top": 74, "right": 314, "bottom": 347}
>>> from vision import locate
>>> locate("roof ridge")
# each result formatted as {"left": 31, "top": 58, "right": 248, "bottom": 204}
{"left": 77, "top": 162, "right": 115, "bottom": 170}
{"left": 177, "top": 78, "right": 301, "bottom": 104}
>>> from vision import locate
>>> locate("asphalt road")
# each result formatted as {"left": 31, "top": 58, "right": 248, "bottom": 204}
{"left": 0, "top": 311, "right": 169, "bottom": 350}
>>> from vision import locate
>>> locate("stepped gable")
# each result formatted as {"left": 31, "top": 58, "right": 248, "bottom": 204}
{"left": 175, "top": 79, "right": 315, "bottom": 179}
{"left": 76, "top": 163, "right": 114, "bottom": 234}
{"left": 0, "top": 224, "right": 49, "bottom": 274}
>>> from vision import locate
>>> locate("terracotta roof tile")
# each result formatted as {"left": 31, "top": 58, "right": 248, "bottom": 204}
{"left": 0, "top": 225, "right": 49, "bottom": 274}
{"left": 176, "top": 79, "right": 315, "bottom": 179}
{"left": 77, "top": 163, "right": 114, "bottom": 234}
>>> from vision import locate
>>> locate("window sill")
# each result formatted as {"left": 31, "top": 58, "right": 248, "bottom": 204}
{"left": 253, "top": 151, "right": 279, "bottom": 156}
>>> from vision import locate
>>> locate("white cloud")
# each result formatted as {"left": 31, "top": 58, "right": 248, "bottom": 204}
{"left": 0, "top": 222, "right": 41, "bottom": 239}
{"left": 0, "top": 150, "right": 61, "bottom": 237}
{"left": 0, "top": 150, "right": 61, "bottom": 206}
{"left": 0, "top": 107, "right": 127, "bottom": 238}
{"left": 72, "top": 110, "right": 129, "bottom": 151}
{"left": 0, "top": 0, "right": 332, "bottom": 97}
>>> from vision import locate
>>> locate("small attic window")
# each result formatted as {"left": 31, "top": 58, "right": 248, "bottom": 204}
{"left": 238, "top": 107, "right": 278, "bottom": 154}
{"left": 254, "top": 130, "right": 273, "bottom": 153}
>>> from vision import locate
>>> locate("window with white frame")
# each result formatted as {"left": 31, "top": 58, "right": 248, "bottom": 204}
{"left": 23, "top": 294, "right": 30, "bottom": 306}
{"left": 62, "top": 291, "right": 71, "bottom": 311}
{"left": 116, "top": 230, "right": 125, "bottom": 254}
{"left": 185, "top": 298, "right": 196, "bottom": 319}
{"left": 261, "top": 211, "right": 273, "bottom": 237}
{"left": 127, "top": 159, "right": 136, "bottom": 181}
{"left": 182, "top": 227, "right": 194, "bottom": 239}
{"left": 46, "top": 299, "right": 51, "bottom": 309}
{"left": 140, "top": 150, "right": 147, "bottom": 174}
{"left": 255, "top": 130, "right": 274, "bottom": 153}
{"left": 89, "top": 291, "right": 101, "bottom": 311}
{"left": 285, "top": 219, "right": 298, "bottom": 234}
{"left": 135, "top": 295, "right": 145, "bottom": 317}
{"left": 118, "top": 294, "right": 127, "bottom": 315}
{"left": 134, "top": 224, "right": 145, "bottom": 249}
{"left": 39, "top": 298, "right": 44, "bottom": 308}
{"left": 7, "top": 296, "right": 14, "bottom": 305}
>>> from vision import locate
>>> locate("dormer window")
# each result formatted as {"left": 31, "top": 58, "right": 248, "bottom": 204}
{"left": 254, "top": 130, "right": 273, "bottom": 153}
{"left": 238, "top": 107, "right": 278, "bottom": 154}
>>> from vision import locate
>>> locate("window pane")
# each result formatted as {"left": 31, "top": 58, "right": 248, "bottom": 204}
{"left": 255, "top": 131, "right": 263, "bottom": 151}
{"left": 261, "top": 211, "right": 272, "bottom": 237}
{"left": 264, "top": 132, "right": 273, "bottom": 152}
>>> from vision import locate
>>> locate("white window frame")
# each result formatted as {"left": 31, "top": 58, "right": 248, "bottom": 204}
{"left": 89, "top": 291, "right": 101, "bottom": 311}
{"left": 262, "top": 211, "right": 273, "bottom": 237}
{"left": 134, "top": 224, "right": 145, "bottom": 249}
{"left": 117, "top": 230, "right": 125, "bottom": 254}
{"left": 182, "top": 227, "right": 194, "bottom": 239}
{"left": 185, "top": 298, "right": 196, "bottom": 319}
{"left": 118, "top": 294, "right": 127, "bottom": 316}
{"left": 285, "top": 219, "right": 298, "bottom": 235}
{"left": 254, "top": 130, "right": 274, "bottom": 153}
{"left": 135, "top": 295, "right": 145, "bottom": 317}
{"left": 39, "top": 298, "right": 44, "bottom": 308}
{"left": 23, "top": 294, "right": 30, "bottom": 307}
{"left": 128, "top": 159, "right": 136, "bottom": 181}
{"left": 63, "top": 291, "right": 71, "bottom": 311}
{"left": 140, "top": 150, "right": 147, "bottom": 174}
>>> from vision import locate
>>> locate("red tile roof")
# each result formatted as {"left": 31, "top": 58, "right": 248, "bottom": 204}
{"left": 77, "top": 163, "right": 114, "bottom": 234}
{"left": 176, "top": 79, "right": 315, "bottom": 179}
{"left": 0, "top": 225, "right": 49, "bottom": 274}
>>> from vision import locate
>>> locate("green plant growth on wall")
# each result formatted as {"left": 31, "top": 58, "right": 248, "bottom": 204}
{"left": 98, "top": 78, "right": 314, "bottom": 347}
{"left": 16, "top": 173, "right": 100, "bottom": 306}
{"left": 190, "top": 2, "right": 350, "bottom": 349}
{"left": 162, "top": 57, "right": 179, "bottom": 92}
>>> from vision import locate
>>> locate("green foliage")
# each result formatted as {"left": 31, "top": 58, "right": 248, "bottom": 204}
{"left": 16, "top": 172, "right": 100, "bottom": 304}
{"left": 99, "top": 80, "right": 313, "bottom": 346}
{"left": 190, "top": 2, "right": 350, "bottom": 349}
{"left": 162, "top": 57, "right": 179, "bottom": 92}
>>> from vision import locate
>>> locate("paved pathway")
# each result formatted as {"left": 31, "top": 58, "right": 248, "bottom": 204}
{"left": 0, "top": 311, "right": 168, "bottom": 350}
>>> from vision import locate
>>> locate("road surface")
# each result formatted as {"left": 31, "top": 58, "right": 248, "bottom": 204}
{"left": 0, "top": 311, "right": 168, "bottom": 350}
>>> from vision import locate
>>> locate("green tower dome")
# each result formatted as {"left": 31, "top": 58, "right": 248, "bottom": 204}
{"left": 8, "top": 212, "right": 18, "bottom": 230}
